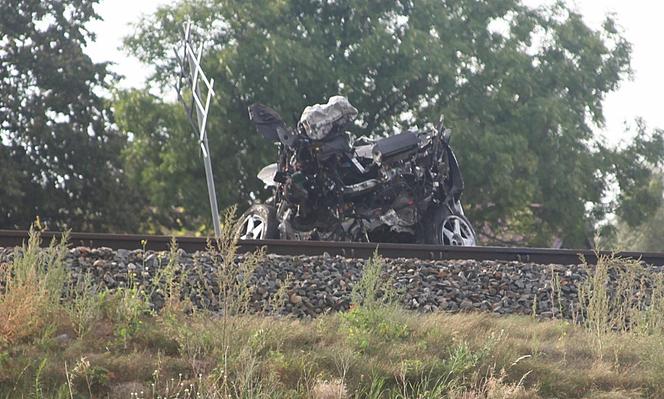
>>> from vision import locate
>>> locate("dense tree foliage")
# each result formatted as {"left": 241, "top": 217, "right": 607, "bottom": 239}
{"left": 603, "top": 123, "right": 664, "bottom": 251}
{"left": 2, "top": 0, "right": 661, "bottom": 246}
{"left": 0, "top": 0, "right": 143, "bottom": 231}
{"left": 119, "top": 0, "right": 663, "bottom": 246}
{"left": 113, "top": 90, "right": 205, "bottom": 233}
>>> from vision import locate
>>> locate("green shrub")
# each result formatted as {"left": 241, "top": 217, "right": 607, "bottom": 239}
{"left": 342, "top": 252, "right": 408, "bottom": 353}
{"left": 64, "top": 272, "right": 108, "bottom": 338}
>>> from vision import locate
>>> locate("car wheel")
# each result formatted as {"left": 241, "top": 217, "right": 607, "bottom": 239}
{"left": 236, "top": 204, "right": 278, "bottom": 240}
{"left": 425, "top": 203, "right": 476, "bottom": 246}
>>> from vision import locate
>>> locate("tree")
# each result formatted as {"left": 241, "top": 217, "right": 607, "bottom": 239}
{"left": 0, "top": 0, "right": 143, "bottom": 231}
{"left": 600, "top": 122, "right": 664, "bottom": 251}
{"left": 119, "top": 0, "right": 664, "bottom": 246}
{"left": 113, "top": 89, "right": 207, "bottom": 233}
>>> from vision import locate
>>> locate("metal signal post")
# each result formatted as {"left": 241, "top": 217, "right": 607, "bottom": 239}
{"left": 176, "top": 22, "right": 221, "bottom": 239}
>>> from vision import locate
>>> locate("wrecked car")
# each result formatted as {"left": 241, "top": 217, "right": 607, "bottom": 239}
{"left": 237, "top": 96, "right": 476, "bottom": 246}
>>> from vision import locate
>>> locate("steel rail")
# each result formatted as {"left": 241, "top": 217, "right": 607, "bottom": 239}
{"left": 1, "top": 229, "right": 663, "bottom": 265}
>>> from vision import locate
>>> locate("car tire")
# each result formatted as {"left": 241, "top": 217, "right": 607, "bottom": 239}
{"left": 423, "top": 203, "right": 476, "bottom": 246}
{"left": 236, "top": 204, "right": 279, "bottom": 240}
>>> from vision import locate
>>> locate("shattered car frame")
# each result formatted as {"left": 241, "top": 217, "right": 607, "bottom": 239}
{"left": 237, "top": 96, "right": 476, "bottom": 246}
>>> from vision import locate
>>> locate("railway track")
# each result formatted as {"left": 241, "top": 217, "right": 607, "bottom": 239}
{"left": 1, "top": 229, "right": 663, "bottom": 266}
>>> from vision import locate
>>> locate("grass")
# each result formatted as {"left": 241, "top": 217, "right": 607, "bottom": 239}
{"left": 2, "top": 224, "right": 664, "bottom": 398}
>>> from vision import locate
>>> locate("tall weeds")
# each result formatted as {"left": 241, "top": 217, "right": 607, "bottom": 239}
{"left": 64, "top": 271, "right": 108, "bottom": 338}
{"left": 578, "top": 253, "right": 664, "bottom": 336}
{"left": 6, "top": 226, "right": 664, "bottom": 398}
{"left": 158, "top": 206, "right": 271, "bottom": 398}
{"left": 0, "top": 228, "right": 68, "bottom": 346}
{"left": 212, "top": 207, "right": 267, "bottom": 397}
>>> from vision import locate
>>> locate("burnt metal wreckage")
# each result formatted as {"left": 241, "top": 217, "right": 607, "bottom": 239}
{"left": 239, "top": 96, "right": 477, "bottom": 246}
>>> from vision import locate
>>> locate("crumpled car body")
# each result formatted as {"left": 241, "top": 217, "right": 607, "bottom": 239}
{"left": 237, "top": 96, "right": 476, "bottom": 246}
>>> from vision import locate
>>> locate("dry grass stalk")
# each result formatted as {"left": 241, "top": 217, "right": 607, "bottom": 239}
{"left": 312, "top": 378, "right": 348, "bottom": 399}
{"left": 0, "top": 228, "right": 68, "bottom": 346}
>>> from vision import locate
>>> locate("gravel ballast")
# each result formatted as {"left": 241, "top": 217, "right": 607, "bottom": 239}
{"left": 1, "top": 246, "right": 660, "bottom": 320}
